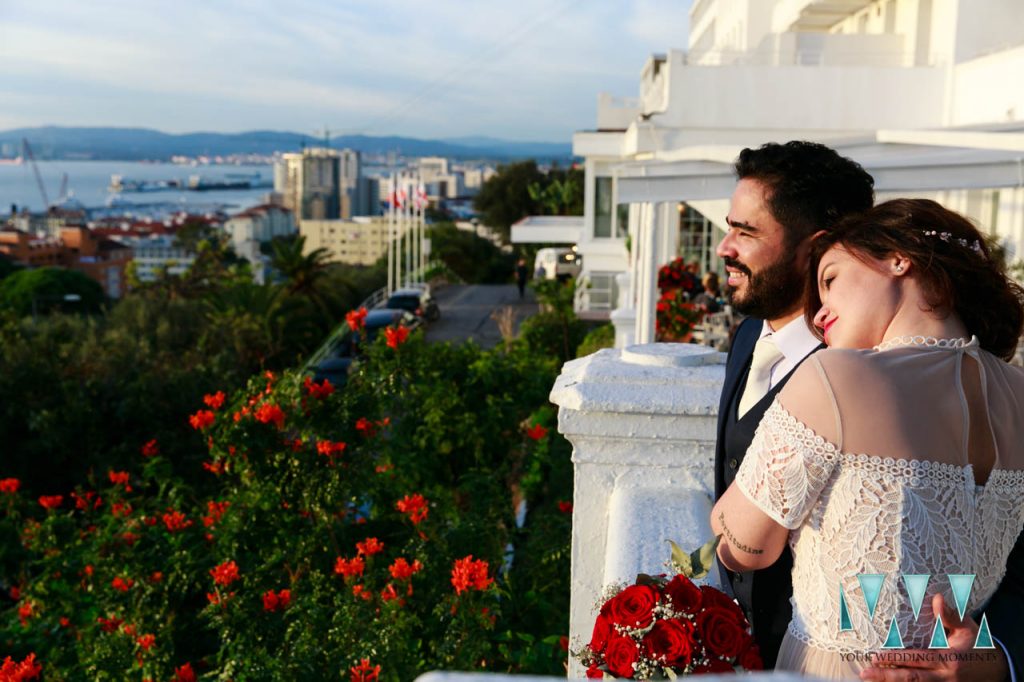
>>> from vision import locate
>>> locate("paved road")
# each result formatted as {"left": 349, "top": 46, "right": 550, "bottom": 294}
{"left": 423, "top": 284, "right": 539, "bottom": 349}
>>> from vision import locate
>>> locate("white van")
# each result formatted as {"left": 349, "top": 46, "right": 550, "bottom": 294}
{"left": 533, "top": 247, "right": 581, "bottom": 281}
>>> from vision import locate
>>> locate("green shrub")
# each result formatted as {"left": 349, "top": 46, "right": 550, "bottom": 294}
{"left": 575, "top": 323, "right": 615, "bottom": 358}
{"left": 1, "top": 330, "right": 572, "bottom": 679}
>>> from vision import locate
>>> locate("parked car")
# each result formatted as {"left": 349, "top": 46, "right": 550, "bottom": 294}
{"left": 312, "top": 309, "right": 421, "bottom": 386}
{"left": 384, "top": 286, "right": 440, "bottom": 323}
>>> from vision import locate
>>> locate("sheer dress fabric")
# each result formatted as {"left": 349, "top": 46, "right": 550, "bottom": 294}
{"left": 734, "top": 337, "right": 1024, "bottom": 679}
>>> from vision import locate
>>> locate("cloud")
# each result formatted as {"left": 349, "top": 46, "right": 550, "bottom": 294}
{"left": 0, "top": 0, "right": 695, "bottom": 140}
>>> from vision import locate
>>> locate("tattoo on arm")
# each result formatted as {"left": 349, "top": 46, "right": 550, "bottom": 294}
{"left": 718, "top": 512, "right": 763, "bottom": 555}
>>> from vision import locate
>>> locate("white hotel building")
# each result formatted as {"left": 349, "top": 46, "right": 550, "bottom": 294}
{"left": 564, "top": 0, "right": 1024, "bottom": 345}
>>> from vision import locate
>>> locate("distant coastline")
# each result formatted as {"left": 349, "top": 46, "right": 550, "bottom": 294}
{"left": 0, "top": 126, "right": 575, "bottom": 163}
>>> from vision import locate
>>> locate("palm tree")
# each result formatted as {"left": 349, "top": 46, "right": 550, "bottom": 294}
{"left": 270, "top": 236, "right": 339, "bottom": 331}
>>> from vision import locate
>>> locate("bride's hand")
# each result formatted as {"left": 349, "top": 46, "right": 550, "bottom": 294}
{"left": 860, "top": 594, "right": 1009, "bottom": 682}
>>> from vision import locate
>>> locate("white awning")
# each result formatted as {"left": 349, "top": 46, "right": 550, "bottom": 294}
{"left": 510, "top": 215, "right": 584, "bottom": 244}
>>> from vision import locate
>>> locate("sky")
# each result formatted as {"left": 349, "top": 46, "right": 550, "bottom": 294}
{"left": 0, "top": 1, "right": 693, "bottom": 143}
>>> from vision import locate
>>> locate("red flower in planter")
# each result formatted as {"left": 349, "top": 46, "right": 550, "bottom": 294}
{"left": 210, "top": 560, "right": 240, "bottom": 587}
{"left": 355, "top": 417, "right": 376, "bottom": 437}
{"left": 451, "top": 555, "right": 493, "bottom": 594}
{"left": 316, "top": 440, "right": 347, "bottom": 462}
{"left": 525, "top": 423, "right": 548, "bottom": 441}
{"left": 97, "top": 615, "right": 123, "bottom": 633}
{"left": 557, "top": 500, "right": 573, "bottom": 514}
{"left": 334, "top": 556, "right": 365, "bottom": 579}
{"left": 38, "top": 495, "right": 63, "bottom": 510}
{"left": 380, "top": 583, "right": 399, "bottom": 602}
{"left": 202, "top": 500, "right": 230, "bottom": 527}
{"left": 17, "top": 600, "right": 33, "bottom": 626}
{"left": 140, "top": 439, "right": 160, "bottom": 458}
{"left": 136, "top": 633, "right": 156, "bottom": 652}
{"left": 254, "top": 403, "right": 286, "bottom": 429}
{"left": 356, "top": 537, "right": 384, "bottom": 557}
{"left": 395, "top": 494, "right": 429, "bottom": 524}
{"left": 384, "top": 325, "right": 410, "bottom": 349}
{"left": 203, "top": 391, "right": 226, "bottom": 409}
{"left": 0, "top": 478, "right": 21, "bottom": 494}
{"left": 188, "top": 409, "right": 215, "bottom": 430}
{"left": 350, "top": 658, "right": 380, "bottom": 682}
{"left": 71, "top": 490, "right": 102, "bottom": 511}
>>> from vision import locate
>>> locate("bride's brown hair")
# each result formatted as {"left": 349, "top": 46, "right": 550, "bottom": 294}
{"left": 805, "top": 198, "right": 1024, "bottom": 360}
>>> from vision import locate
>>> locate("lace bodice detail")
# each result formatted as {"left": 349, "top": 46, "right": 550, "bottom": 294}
{"left": 734, "top": 341, "right": 1024, "bottom": 653}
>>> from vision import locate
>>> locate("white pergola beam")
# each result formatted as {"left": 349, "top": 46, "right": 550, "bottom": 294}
{"left": 877, "top": 129, "right": 1024, "bottom": 152}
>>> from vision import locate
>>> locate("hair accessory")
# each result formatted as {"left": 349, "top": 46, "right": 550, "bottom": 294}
{"left": 921, "top": 230, "right": 985, "bottom": 256}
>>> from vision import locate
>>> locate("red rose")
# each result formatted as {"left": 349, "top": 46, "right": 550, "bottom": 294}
{"left": 585, "top": 664, "right": 604, "bottom": 679}
{"left": 604, "top": 584, "right": 659, "bottom": 629}
{"left": 738, "top": 641, "right": 763, "bottom": 671}
{"left": 640, "top": 617, "right": 696, "bottom": 668}
{"left": 665, "top": 575, "right": 702, "bottom": 615}
{"left": 604, "top": 634, "right": 640, "bottom": 678}
{"left": 590, "top": 612, "right": 612, "bottom": 654}
{"left": 697, "top": 606, "right": 748, "bottom": 660}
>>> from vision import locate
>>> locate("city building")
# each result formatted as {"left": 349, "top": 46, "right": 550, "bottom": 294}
{"left": 274, "top": 147, "right": 372, "bottom": 220}
{"left": 0, "top": 228, "right": 63, "bottom": 268}
{"left": 570, "top": 0, "right": 1024, "bottom": 342}
{"left": 1, "top": 226, "right": 132, "bottom": 298}
{"left": 300, "top": 216, "right": 391, "bottom": 266}
{"left": 117, "top": 235, "right": 195, "bottom": 284}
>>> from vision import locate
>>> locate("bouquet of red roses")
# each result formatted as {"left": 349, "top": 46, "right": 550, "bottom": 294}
{"left": 576, "top": 537, "right": 763, "bottom": 678}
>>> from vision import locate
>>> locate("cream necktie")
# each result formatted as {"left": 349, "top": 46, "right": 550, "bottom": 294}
{"left": 737, "top": 335, "right": 784, "bottom": 418}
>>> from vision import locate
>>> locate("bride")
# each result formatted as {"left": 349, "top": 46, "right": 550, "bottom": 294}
{"left": 711, "top": 198, "right": 1024, "bottom": 679}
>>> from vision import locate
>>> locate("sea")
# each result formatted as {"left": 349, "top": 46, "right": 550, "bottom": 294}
{"left": 0, "top": 160, "right": 274, "bottom": 218}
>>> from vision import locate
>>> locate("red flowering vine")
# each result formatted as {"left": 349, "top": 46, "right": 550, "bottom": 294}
{"left": 388, "top": 557, "right": 423, "bottom": 581}
{"left": 345, "top": 307, "right": 368, "bottom": 332}
{"left": 107, "top": 470, "right": 131, "bottom": 491}
{"left": 203, "top": 391, "right": 226, "bottom": 409}
{"left": 162, "top": 510, "right": 193, "bottom": 533}
{"left": 37, "top": 495, "right": 63, "bottom": 510}
{"left": 140, "top": 439, "right": 159, "bottom": 458}
{"left": 188, "top": 410, "right": 215, "bottom": 431}
{"left": 0, "top": 653, "right": 42, "bottom": 681}
{"left": 111, "top": 576, "right": 134, "bottom": 592}
{"left": 254, "top": 403, "right": 286, "bottom": 429}
{"left": 172, "top": 662, "right": 196, "bottom": 682}
{"left": 0, "top": 478, "right": 21, "bottom": 494}
{"left": 303, "top": 376, "right": 335, "bottom": 399}
{"left": 451, "top": 555, "right": 494, "bottom": 594}
{"left": 355, "top": 537, "right": 384, "bottom": 557}
{"left": 350, "top": 658, "right": 380, "bottom": 682}
{"left": 384, "top": 325, "right": 410, "bottom": 349}
{"left": 262, "top": 589, "right": 291, "bottom": 612}
{"left": 525, "top": 423, "right": 548, "bottom": 441}
{"left": 210, "top": 560, "right": 240, "bottom": 587}
{"left": 395, "top": 493, "right": 429, "bottom": 524}
{"left": 334, "top": 556, "right": 365, "bottom": 579}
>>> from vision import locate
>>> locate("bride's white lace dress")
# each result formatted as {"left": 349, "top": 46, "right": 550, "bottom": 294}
{"left": 734, "top": 337, "right": 1024, "bottom": 679}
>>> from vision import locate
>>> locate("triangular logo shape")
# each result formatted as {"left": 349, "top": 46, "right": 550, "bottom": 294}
{"left": 975, "top": 613, "right": 995, "bottom": 649}
{"left": 902, "top": 574, "right": 930, "bottom": 620}
{"left": 839, "top": 584, "right": 854, "bottom": 631}
{"left": 858, "top": 573, "right": 886, "bottom": 620}
{"left": 882, "top": 615, "right": 905, "bottom": 649}
{"left": 948, "top": 574, "right": 976, "bottom": 620}
{"left": 929, "top": 616, "right": 949, "bottom": 649}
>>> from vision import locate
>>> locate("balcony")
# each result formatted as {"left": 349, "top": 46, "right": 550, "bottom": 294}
{"left": 772, "top": 0, "right": 875, "bottom": 33}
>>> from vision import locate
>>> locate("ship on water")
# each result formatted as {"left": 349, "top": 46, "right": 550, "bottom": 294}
{"left": 109, "top": 173, "right": 271, "bottom": 193}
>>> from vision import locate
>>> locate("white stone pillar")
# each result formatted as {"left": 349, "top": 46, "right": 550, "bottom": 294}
{"left": 610, "top": 272, "right": 635, "bottom": 348}
{"left": 550, "top": 343, "right": 727, "bottom": 678}
{"left": 634, "top": 202, "right": 660, "bottom": 344}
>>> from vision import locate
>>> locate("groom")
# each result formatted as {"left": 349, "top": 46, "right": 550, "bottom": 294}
{"left": 714, "top": 141, "right": 1021, "bottom": 681}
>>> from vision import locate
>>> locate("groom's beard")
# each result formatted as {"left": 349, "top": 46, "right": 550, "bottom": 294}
{"left": 724, "top": 252, "right": 806, "bottom": 321}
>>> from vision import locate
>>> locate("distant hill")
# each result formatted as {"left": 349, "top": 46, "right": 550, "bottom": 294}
{"left": 0, "top": 127, "right": 574, "bottom": 162}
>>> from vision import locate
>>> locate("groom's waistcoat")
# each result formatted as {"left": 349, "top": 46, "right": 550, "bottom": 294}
{"left": 715, "top": 317, "right": 821, "bottom": 667}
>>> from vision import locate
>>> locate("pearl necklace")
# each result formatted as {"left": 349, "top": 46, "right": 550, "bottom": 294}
{"left": 873, "top": 335, "right": 975, "bottom": 352}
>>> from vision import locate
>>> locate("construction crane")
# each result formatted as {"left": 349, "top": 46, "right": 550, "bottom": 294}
{"left": 21, "top": 138, "right": 50, "bottom": 209}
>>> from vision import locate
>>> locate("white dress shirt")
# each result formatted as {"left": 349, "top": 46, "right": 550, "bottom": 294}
{"left": 755, "top": 317, "right": 822, "bottom": 394}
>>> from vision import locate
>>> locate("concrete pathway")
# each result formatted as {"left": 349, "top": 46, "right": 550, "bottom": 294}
{"left": 423, "top": 284, "right": 539, "bottom": 349}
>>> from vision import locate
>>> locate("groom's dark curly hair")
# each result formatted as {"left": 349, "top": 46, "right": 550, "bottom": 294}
{"left": 735, "top": 141, "right": 875, "bottom": 249}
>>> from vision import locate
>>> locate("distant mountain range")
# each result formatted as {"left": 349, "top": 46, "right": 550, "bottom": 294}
{"left": 0, "top": 127, "right": 574, "bottom": 162}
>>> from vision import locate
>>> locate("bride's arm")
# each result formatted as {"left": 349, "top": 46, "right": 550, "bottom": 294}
{"left": 711, "top": 482, "right": 789, "bottom": 572}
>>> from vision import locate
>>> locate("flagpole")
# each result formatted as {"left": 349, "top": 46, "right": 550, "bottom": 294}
{"left": 404, "top": 174, "right": 412, "bottom": 288}
{"left": 387, "top": 173, "right": 394, "bottom": 296}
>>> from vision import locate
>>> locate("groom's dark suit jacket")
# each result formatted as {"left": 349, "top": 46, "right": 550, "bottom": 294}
{"left": 716, "top": 317, "right": 1024, "bottom": 677}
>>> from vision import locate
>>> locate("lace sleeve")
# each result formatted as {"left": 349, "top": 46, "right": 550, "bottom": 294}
{"left": 734, "top": 400, "right": 840, "bottom": 529}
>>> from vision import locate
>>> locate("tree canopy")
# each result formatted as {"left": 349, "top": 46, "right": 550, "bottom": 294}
{"left": 0, "top": 267, "right": 105, "bottom": 316}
